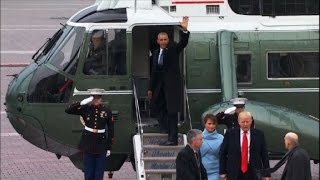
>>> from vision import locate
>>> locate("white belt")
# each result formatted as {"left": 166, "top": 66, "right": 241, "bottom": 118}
{"left": 85, "top": 126, "right": 105, "bottom": 133}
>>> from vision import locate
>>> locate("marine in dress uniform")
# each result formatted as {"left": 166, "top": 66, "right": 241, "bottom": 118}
{"left": 65, "top": 88, "right": 114, "bottom": 180}
{"left": 216, "top": 98, "right": 254, "bottom": 130}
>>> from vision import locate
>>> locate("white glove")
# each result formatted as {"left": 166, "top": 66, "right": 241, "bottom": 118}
{"left": 80, "top": 96, "right": 94, "bottom": 105}
{"left": 224, "top": 106, "right": 236, "bottom": 114}
{"left": 106, "top": 150, "right": 111, "bottom": 157}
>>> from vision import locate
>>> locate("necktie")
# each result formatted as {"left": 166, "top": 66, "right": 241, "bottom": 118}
{"left": 241, "top": 131, "right": 248, "bottom": 173}
{"left": 195, "top": 151, "right": 201, "bottom": 179}
{"left": 195, "top": 151, "right": 201, "bottom": 167}
{"left": 158, "top": 49, "right": 164, "bottom": 65}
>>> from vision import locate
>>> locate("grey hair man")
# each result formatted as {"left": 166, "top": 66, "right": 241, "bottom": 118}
{"left": 281, "top": 132, "right": 311, "bottom": 180}
{"left": 176, "top": 129, "right": 208, "bottom": 180}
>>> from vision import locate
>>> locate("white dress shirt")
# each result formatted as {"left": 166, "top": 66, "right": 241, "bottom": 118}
{"left": 158, "top": 48, "right": 164, "bottom": 64}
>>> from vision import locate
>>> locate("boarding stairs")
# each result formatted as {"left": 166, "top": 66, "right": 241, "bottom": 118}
{"left": 133, "top": 133, "right": 186, "bottom": 180}
{"left": 132, "top": 78, "right": 189, "bottom": 180}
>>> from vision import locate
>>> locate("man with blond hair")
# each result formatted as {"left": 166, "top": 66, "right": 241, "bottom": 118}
{"left": 219, "top": 111, "right": 270, "bottom": 180}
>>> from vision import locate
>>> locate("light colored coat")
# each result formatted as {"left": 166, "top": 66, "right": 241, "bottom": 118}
{"left": 200, "top": 129, "right": 224, "bottom": 180}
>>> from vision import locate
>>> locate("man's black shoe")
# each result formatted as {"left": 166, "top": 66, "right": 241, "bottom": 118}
{"left": 159, "top": 141, "right": 178, "bottom": 146}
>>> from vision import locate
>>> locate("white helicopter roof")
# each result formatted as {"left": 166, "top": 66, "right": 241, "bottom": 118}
{"left": 67, "top": 1, "right": 181, "bottom": 30}
{"left": 95, "top": 0, "right": 152, "bottom": 11}
{"left": 67, "top": 0, "right": 319, "bottom": 32}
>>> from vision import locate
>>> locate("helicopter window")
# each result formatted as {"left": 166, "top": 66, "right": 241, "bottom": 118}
{"left": 161, "top": 6, "right": 169, "bottom": 13}
{"left": 228, "top": 0, "right": 319, "bottom": 15}
{"left": 267, "top": 52, "right": 319, "bottom": 79}
{"left": 107, "top": 29, "right": 127, "bottom": 75}
{"left": 206, "top": 5, "right": 220, "bottom": 14}
{"left": 83, "top": 29, "right": 127, "bottom": 76}
{"left": 27, "top": 66, "right": 73, "bottom": 103}
{"left": 49, "top": 27, "right": 85, "bottom": 75}
{"left": 170, "top": 6, "right": 177, "bottom": 12}
{"left": 236, "top": 54, "right": 251, "bottom": 83}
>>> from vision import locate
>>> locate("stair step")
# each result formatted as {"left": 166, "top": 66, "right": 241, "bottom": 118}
{"left": 143, "top": 145, "right": 185, "bottom": 149}
{"left": 142, "top": 133, "right": 185, "bottom": 145}
{"left": 145, "top": 169, "right": 176, "bottom": 173}
{"left": 143, "top": 145, "right": 184, "bottom": 157}
{"left": 143, "top": 157, "right": 176, "bottom": 161}
{"left": 143, "top": 157, "right": 176, "bottom": 170}
{"left": 145, "top": 172, "right": 176, "bottom": 180}
{"left": 137, "top": 117, "right": 159, "bottom": 127}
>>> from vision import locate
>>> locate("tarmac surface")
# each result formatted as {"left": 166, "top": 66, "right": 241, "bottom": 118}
{"left": 1, "top": 0, "right": 319, "bottom": 179}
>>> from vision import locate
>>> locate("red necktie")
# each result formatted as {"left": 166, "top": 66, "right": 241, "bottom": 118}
{"left": 241, "top": 131, "right": 248, "bottom": 173}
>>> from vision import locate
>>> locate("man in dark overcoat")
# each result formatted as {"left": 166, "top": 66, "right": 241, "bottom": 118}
{"left": 219, "top": 111, "right": 270, "bottom": 180}
{"left": 176, "top": 129, "right": 208, "bottom": 180}
{"left": 281, "top": 132, "right": 311, "bottom": 180}
{"left": 148, "top": 16, "right": 190, "bottom": 145}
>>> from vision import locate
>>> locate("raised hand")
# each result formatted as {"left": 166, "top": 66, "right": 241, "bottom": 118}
{"left": 180, "top": 16, "right": 189, "bottom": 31}
{"left": 224, "top": 106, "right": 237, "bottom": 114}
{"left": 80, "top": 96, "right": 94, "bottom": 105}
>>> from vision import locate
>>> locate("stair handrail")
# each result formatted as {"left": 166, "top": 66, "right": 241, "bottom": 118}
{"left": 132, "top": 79, "right": 144, "bottom": 165}
{"left": 184, "top": 79, "right": 192, "bottom": 130}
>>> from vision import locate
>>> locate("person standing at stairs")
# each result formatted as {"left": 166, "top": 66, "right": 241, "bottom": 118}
{"left": 176, "top": 129, "right": 208, "bottom": 180}
{"left": 200, "top": 114, "right": 224, "bottom": 180}
{"left": 65, "top": 88, "right": 114, "bottom": 180}
{"left": 147, "top": 16, "right": 190, "bottom": 146}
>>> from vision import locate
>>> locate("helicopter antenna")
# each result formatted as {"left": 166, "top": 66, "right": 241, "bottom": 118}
{"left": 59, "top": 23, "right": 66, "bottom": 28}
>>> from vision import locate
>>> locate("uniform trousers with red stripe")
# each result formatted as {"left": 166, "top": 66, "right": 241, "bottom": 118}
{"left": 84, "top": 152, "right": 106, "bottom": 180}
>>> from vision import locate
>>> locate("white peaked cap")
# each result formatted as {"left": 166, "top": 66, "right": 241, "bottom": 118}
{"left": 88, "top": 88, "right": 105, "bottom": 95}
{"left": 230, "top": 98, "right": 248, "bottom": 105}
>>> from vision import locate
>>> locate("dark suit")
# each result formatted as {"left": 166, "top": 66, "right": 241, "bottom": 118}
{"left": 219, "top": 128, "right": 270, "bottom": 180}
{"left": 176, "top": 145, "right": 208, "bottom": 180}
{"left": 281, "top": 146, "right": 311, "bottom": 180}
{"left": 149, "top": 31, "right": 189, "bottom": 142}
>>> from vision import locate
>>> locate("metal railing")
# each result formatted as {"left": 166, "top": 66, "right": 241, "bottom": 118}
{"left": 132, "top": 79, "right": 144, "bottom": 165}
{"left": 184, "top": 82, "right": 192, "bottom": 130}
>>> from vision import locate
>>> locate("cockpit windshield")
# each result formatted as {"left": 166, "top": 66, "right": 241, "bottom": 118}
{"left": 33, "top": 25, "right": 72, "bottom": 64}
{"left": 48, "top": 26, "right": 85, "bottom": 75}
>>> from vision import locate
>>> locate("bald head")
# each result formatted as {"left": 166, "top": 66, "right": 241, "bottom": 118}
{"left": 284, "top": 132, "right": 299, "bottom": 150}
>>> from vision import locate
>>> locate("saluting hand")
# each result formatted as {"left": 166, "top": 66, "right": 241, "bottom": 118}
{"left": 80, "top": 96, "right": 94, "bottom": 105}
{"left": 106, "top": 150, "right": 111, "bottom": 157}
{"left": 180, "top": 16, "right": 189, "bottom": 31}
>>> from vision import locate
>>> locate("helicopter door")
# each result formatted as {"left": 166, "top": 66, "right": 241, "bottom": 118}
{"left": 131, "top": 25, "right": 186, "bottom": 127}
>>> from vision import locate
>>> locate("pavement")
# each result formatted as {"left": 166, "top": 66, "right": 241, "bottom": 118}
{"left": 0, "top": 0, "right": 319, "bottom": 179}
